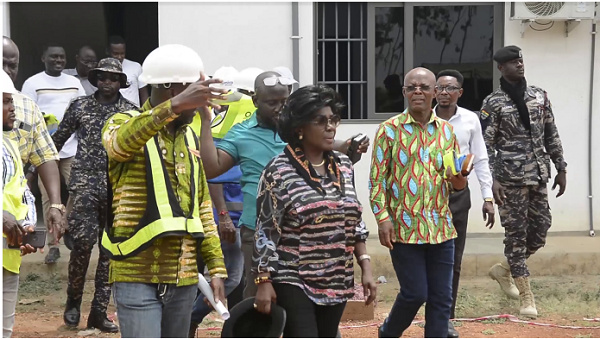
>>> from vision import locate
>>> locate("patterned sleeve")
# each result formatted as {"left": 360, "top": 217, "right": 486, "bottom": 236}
{"left": 102, "top": 100, "right": 178, "bottom": 162}
{"left": 369, "top": 122, "right": 392, "bottom": 223}
{"left": 481, "top": 96, "right": 499, "bottom": 179}
{"left": 253, "top": 164, "right": 286, "bottom": 274}
{"left": 52, "top": 100, "right": 79, "bottom": 152}
{"left": 344, "top": 158, "right": 368, "bottom": 242}
{"left": 21, "top": 96, "right": 59, "bottom": 166}
{"left": 355, "top": 220, "right": 369, "bottom": 242}
{"left": 21, "top": 185, "right": 37, "bottom": 228}
{"left": 542, "top": 92, "right": 566, "bottom": 170}
{"left": 197, "top": 157, "right": 227, "bottom": 279}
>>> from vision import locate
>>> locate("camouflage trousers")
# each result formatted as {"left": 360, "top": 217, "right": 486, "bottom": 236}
{"left": 498, "top": 184, "right": 551, "bottom": 278}
{"left": 66, "top": 188, "right": 111, "bottom": 314}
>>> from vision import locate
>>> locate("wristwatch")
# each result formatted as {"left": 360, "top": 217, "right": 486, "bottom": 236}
{"left": 50, "top": 203, "right": 66, "bottom": 214}
{"left": 484, "top": 198, "right": 494, "bottom": 203}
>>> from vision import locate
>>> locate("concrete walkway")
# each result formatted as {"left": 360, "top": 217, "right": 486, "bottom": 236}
{"left": 19, "top": 232, "right": 599, "bottom": 280}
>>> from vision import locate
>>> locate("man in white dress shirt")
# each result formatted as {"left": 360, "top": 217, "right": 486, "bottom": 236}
{"left": 106, "top": 36, "right": 148, "bottom": 107}
{"left": 21, "top": 44, "right": 86, "bottom": 264}
{"left": 434, "top": 69, "right": 495, "bottom": 338}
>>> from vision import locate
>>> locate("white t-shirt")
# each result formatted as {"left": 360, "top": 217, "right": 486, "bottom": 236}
{"left": 21, "top": 72, "right": 85, "bottom": 159}
{"left": 120, "top": 58, "right": 145, "bottom": 107}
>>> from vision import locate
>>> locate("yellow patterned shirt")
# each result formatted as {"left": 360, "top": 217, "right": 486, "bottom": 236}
{"left": 102, "top": 99, "right": 227, "bottom": 285}
{"left": 4, "top": 92, "right": 59, "bottom": 166}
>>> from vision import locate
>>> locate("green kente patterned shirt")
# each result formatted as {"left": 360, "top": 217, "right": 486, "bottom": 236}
{"left": 102, "top": 99, "right": 227, "bottom": 285}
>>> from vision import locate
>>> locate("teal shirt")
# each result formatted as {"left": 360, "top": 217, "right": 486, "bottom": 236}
{"left": 217, "top": 112, "right": 286, "bottom": 230}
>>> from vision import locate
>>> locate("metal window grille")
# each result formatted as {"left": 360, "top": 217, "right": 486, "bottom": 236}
{"left": 316, "top": 2, "right": 368, "bottom": 120}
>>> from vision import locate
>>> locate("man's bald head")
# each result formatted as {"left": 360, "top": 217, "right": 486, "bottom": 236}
{"left": 77, "top": 45, "right": 94, "bottom": 57}
{"left": 3, "top": 36, "right": 20, "bottom": 82}
{"left": 254, "top": 71, "right": 283, "bottom": 96}
{"left": 403, "top": 67, "right": 437, "bottom": 115}
{"left": 252, "top": 71, "right": 289, "bottom": 130}
{"left": 75, "top": 46, "right": 98, "bottom": 77}
{"left": 403, "top": 67, "right": 435, "bottom": 86}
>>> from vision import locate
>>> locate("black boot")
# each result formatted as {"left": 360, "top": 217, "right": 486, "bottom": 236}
{"left": 63, "top": 297, "right": 81, "bottom": 327}
{"left": 87, "top": 310, "right": 119, "bottom": 333}
{"left": 448, "top": 321, "right": 459, "bottom": 338}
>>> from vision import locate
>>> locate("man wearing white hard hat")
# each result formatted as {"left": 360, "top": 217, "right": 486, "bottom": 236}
{"left": 2, "top": 70, "right": 39, "bottom": 338}
{"left": 100, "top": 44, "right": 228, "bottom": 338}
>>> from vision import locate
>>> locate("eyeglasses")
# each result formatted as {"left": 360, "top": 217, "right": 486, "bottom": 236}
{"left": 435, "top": 85, "right": 461, "bottom": 93}
{"left": 81, "top": 60, "right": 98, "bottom": 67}
{"left": 403, "top": 85, "right": 432, "bottom": 93}
{"left": 312, "top": 115, "right": 341, "bottom": 129}
{"left": 97, "top": 73, "right": 121, "bottom": 83}
{"left": 263, "top": 76, "right": 297, "bottom": 87}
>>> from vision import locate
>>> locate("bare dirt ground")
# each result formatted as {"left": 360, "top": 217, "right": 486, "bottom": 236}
{"left": 12, "top": 274, "right": 600, "bottom": 338}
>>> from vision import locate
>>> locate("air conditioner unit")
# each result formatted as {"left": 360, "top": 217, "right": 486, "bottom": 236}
{"left": 511, "top": 2, "right": 596, "bottom": 20}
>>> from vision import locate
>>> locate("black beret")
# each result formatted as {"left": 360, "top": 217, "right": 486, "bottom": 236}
{"left": 493, "top": 45, "right": 523, "bottom": 63}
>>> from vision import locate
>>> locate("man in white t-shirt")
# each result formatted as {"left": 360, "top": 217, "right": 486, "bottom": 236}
{"left": 63, "top": 46, "right": 98, "bottom": 96}
{"left": 21, "top": 44, "right": 85, "bottom": 264}
{"left": 106, "top": 35, "right": 148, "bottom": 107}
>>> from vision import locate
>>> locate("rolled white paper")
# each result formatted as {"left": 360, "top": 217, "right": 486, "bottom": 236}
{"left": 198, "top": 274, "right": 230, "bottom": 320}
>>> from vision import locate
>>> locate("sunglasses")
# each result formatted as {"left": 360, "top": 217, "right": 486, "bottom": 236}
{"left": 312, "top": 115, "right": 341, "bottom": 129}
{"left": 403, "top": 85, "right": 433, "bottom": 93}
{"left": 263, "top": 76, "right": 297, "bottom": 87}
{"left": 97, "top": 73, "right": 121, "bottom": 83}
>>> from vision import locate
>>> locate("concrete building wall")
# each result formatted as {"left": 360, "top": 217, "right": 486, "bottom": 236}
{"left": 157, "top": 2, "right": 598, "bottom": 236}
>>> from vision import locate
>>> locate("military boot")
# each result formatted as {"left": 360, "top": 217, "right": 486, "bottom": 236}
{"left": 63, "top": 297, "right": 81, "bottom": 327}
{"left": 86, "top": 310, "right": 119, "bottom": 333}
{"left": 488, "top": 260, "right": 519, "bottom": 299}
{"left": 514, "top": 276, "right": 538, "bottom": 319}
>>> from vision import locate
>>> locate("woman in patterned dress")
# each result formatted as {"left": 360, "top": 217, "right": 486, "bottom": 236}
{"left": 252, "top": 84, "right": 377, "bottom": 337}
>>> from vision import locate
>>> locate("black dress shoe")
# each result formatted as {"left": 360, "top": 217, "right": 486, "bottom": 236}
{"left": 448, "top": 321, "right": 459, "bottom": 338}
{"left": 189, "top": 322, "right": 198, "bottom": 338}
{"left": 63, "top": 297, "right": 81, "bottom": 327}
{"left": 87, "top": 311, "right": 119, "bottom": 333}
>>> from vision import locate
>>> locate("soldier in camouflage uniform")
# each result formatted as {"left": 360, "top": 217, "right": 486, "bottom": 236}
{"left": 51, "top": 58, "right": 137, "bottom": 332}
{"left": 480, "top": 46, "right": 567, "bottom": 319}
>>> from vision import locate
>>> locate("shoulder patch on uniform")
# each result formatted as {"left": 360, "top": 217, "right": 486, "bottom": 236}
{"left": 480, "top": 109, "right": 490, "bottom": 120}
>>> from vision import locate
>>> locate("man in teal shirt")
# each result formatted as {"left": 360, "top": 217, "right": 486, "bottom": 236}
{"left": 200, "top": 71, "right": 289, "bottom": 298}
{"left": 200, "top": 71, "right": 369, "bottom": 298}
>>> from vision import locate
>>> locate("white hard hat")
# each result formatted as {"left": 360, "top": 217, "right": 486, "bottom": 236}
{"left": 139, "top": 44, "right": 204, "bottom": 85}
{"left": 273, "top": 66, "right": 297, "bottom": 84}
{"left": 211, "top": 66, "right": 238, "bottom": 91}
{"left": 0, "top": 71, "right": 17, "bottom": 94}
{"left": 233, "top": 67, "right": 264, "bottom": 93}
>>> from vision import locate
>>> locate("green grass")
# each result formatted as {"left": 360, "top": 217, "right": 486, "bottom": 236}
{"left": 18, "top": 273, "right": 62, "bottom": 297}
{"left": 481, "top": 328, "right": 496, "bottom": 335}
{"left": 375, "top": 275, "right": 600, "bottom": 320}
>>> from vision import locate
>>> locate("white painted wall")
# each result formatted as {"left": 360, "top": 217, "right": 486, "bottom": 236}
{"left": 158, "top": 2, "right": 294, "bottom": 77}
{"left": 159, "top": 2, "right": 598, "bottom": 236}
{"left": 2, "top": 2, "right": 9, "bottom": 37}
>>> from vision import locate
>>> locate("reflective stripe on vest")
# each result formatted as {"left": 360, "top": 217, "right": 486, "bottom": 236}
{"left": 101, "top": 127, "right": 204, "bottom": 260}
{"left": 2, "top": 137, "right": 27, "bottom": 274}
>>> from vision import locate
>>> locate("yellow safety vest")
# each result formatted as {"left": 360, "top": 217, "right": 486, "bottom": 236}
{"left": 188, "top": 94, "right": 256, "bottom": 138}
{"left": 210, "top": 95, "right": 256, "bottom": 138}
{"left": 101, "top": 120, "right": 205, "bottom": 260}
{"left": 2, "top": 137, "right": 29, "bottom": 274}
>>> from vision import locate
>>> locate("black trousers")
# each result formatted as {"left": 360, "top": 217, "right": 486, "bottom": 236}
{"left": 273, "top": 283, "right": 346, "bottom": 338}
{"left": 448, "top": 186, "right": 471, "bottom": 319}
